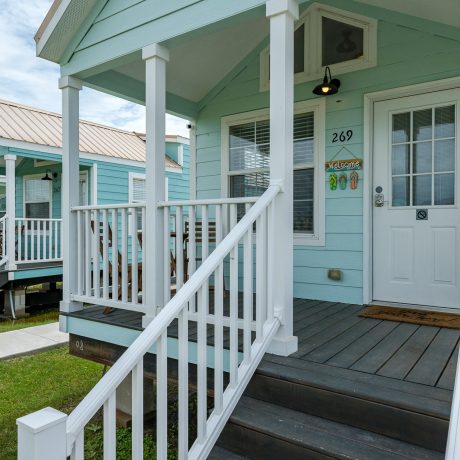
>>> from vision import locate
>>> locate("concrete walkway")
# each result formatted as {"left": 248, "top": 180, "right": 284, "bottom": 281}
{"left": 0, "top": 322, "right": 68, "bottom": 360}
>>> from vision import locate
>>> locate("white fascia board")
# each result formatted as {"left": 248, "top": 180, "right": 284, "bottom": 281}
{"left": 165, "top": 135, "right": 190, "bottom": 145}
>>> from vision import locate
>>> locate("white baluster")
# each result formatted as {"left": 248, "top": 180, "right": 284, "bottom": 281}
{"left": 71, "top": 430, "right": 84, "bottom": 460}
{"left": 229, "top": 204, "right": 239, "bottom": 388}
{"left": 131, "top": 207, "right": 138, "bottom": 304}
{"left": 102, "top": 210, "right": 109, "bottom": 300}
{"left": 17, "top": 219, "right": 22, "bottom": 262}
{"left": 54, "top": 220, "right": 58, "bottom": 259}
{"left": 111, "top": 209, "right": 118, "bottom": 301}
{"left": 178, "top": 308, "right": 188, "bottom": 459}
{"left": 31, "top": 220, "right": 35, "bottom": 261}
{"left": 176, "top": 206, "right": 183, "bottom": 291}
{"left": 103, "top": 392, "right": 116, "bottom": 460}
{"left": 156, "top": 331, "right": 168, "bottom": 460}
{"left": 77, "top": 212, "right": 82, "bottom": 295}
{"left": 214, "top": 205, "right": 224, "bottom": 414}
{"left": 141, "top": 207, "right": 146, "bottom": 305}
{"left": 24, "top": 219, "right": 28, "bottom": 261}
{"left": 163, "top": 207, "right": 170, "bottom": 304}
{"left": 85, "top": 211, "right": 91, "bottom": 297}
{"left": 256, "top": 211, "right": 267, "bottom": 341}
{"left": 121, "top": 208, "right": 128, "bottom": 303}
{"left": 188, "top": 206, "right": 196, "bottom": 313}
{"left": 93, "top": 210, "right": 100, "bottom": 299}
{"left": 132, "top": 360, "right": 143, "bottom": 460}
{"left": 243, "top": 221, "right": 252, "bottom": 363}
{"left": 197, "top": 285, "right": 207, "bottom": 443}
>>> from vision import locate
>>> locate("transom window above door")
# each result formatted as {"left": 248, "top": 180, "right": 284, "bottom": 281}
{"left": 391, "top": 105, "right": 456, "bottom": 207}
{"left": 222, "top": 100, "right": 325, "bottom": 245}
{"left": 260, "top": 4, "right": 377, "bottom": 91}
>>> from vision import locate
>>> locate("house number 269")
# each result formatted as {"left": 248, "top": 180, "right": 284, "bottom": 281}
{"left": 332, "top": 130, "right": 353, "bottom": 143}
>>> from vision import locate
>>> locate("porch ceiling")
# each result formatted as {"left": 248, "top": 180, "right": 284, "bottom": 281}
{"left": 113, "top": 15, "right": 269, "bottom": 104}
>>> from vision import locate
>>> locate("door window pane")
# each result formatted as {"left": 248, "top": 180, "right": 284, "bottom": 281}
{"left": 413, "top": 109, "right": 432, "bottom": 141}
{"left": 392, "top": 145, "right": 410, "bottom": 175}
{"left": 392, "top": 176, "right": 410, "bottom": 207}
{"left": 392, "top": 112, "right": 410, "bottom": 144}
{"left": 435, "top": 173, "right": 455, "bottom": 205}
{"left": 434, "top": 139, "right": 455, "bottom": 172}
{"left": 435, "top": 105, "right": 455, "bottom": 139}
{"left": 413, "top": 175, "right": 432, "bottom": 206}
{"left": 413, "top": 142, "right": 432, "bottom": 174}
{"left": 322, "top": 17, "right": 363, "bottom": 66}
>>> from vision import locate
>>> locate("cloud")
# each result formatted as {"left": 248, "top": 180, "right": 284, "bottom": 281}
{"left": 0, "top": 0, "right": 189, "bottom": 137}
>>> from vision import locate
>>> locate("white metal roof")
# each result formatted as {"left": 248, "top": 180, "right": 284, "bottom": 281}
{"left": 0, "top": 100, "right": 184, "bottom": 169}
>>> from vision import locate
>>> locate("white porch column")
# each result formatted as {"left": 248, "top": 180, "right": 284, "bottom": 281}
{"left": 267, "top": 0, "right": 299, "bottom": 356}
{"left": 142, "top": 43, "right": 169, "bottom": 326}
{"left": 59, "top": 76, "right": 82, "bottom": 314}
{"left": 5, "top": 154, "right": 16, "bottom": 270}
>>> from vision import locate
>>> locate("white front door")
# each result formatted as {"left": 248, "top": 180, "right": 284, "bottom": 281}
{"left": 373, "top": 89, "right": 460, "bottom": 309}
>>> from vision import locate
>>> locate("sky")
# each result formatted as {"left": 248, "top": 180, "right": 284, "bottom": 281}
{"left": 0, "top": 0, "right": 190, "bottom": 137}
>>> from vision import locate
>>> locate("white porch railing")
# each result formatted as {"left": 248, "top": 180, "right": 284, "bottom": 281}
{"left": 14, "top": 218, "right": 63, "bottom": 263}
{"left": 71, "top": 196, "right": 258, "bottom": 314}
{"left": 17, "top": 184, "right": 281, "bottom": 460}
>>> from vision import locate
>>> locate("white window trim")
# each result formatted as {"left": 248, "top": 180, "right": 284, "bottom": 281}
{"left": 260, "top": 3, "right": 377, "bottom": 92}
{"left": 23, "top": 173, "right": 53, "bottom": 220}
{"left": 221, "top": 99, "right": 326, "bottom": 246}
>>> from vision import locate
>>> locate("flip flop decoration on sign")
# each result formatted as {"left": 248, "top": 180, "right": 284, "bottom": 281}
{"left": 338, "top": 172, "right": 347, "bottom": 190}
{"left": 329, "top": 173, "right": 337, "bottom": 191}
{"left": 350, "top": 171, "right": 359, "bottom": 190}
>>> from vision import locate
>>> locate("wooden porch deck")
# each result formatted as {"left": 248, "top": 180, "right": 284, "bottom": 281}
{"left": 68, "top": 298, "right": 459, "bottom": 391}
{"left": 68, "top": 298, "right": 458, "bottom": 456}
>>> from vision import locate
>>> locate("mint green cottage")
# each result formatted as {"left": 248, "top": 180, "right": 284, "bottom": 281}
{"left": 0, "top": 100, "right": 189, "bottom": 317}
{"left": 16, "top": 1, "right": 460, "bottom": 459}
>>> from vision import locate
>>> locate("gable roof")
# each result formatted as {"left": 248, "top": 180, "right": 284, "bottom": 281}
{"left": 0, "top": 100, "right": 184, "bottom": 170}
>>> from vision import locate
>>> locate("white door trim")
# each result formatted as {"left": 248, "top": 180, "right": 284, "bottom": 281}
{"left": 363, "top": 75, "right": 460, "bottom": 305}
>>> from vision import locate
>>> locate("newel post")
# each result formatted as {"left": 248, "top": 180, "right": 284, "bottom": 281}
{"left": 5, "top": 154, "right": 16, "bottom": 270}
{"left": 59, "top": 76, "right": 82, "bottom": 314}
{"left": 142, "top": 43, "right": 169, "bottom": 326}
{"left": 266, "top": 0, "right": 299, "bottom": 356}
{"left": 17, "top": 408, "right": 68, "bottom": 460}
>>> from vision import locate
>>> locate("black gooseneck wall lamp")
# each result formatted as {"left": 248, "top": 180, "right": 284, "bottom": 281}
{"left": 313, "top": 66, "right": 341, "bottom": 96}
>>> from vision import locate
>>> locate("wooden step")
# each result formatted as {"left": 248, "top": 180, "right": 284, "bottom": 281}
{"left": 208, "top": 445, "right": 249, "bottom": 459}
{"left": 244, "top": 356, "right": 451, "bottom": 452}
{"left": 217, "top": 396, "right": 444, "bottom": 460}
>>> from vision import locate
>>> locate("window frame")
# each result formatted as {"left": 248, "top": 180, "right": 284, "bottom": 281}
{"left": 260, "top": 3, "right": 377, "bottom": 92}
{"left": 23, "top": 173, "right": 52, "bottom": 220}
{"left": 221, "top": 99, "right": 326, "bottom": 246}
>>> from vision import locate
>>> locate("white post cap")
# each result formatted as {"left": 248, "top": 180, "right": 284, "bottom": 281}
{"left": 142, "top": 43, "right": 170, "bottom": 62}
{"left": 58, "top": 76, "right": 82, "bottom": 90}
{"left": 266, "top": 0, "right": 299, "bottom": 19}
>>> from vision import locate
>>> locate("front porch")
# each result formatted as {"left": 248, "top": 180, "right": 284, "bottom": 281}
{"left": 66, "top": 298, "right": 455, "bottom": 457}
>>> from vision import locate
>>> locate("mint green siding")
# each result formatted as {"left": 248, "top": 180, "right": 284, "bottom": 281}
{"left": 194, "top": 14, "right": 460, "bottom": 304}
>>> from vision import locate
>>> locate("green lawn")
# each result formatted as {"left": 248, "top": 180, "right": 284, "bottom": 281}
{"left": 0, "top": 309, "right": 59, "bottom": 333}
{"left": 0, "top": 347, "right": 103, "bottom": 459}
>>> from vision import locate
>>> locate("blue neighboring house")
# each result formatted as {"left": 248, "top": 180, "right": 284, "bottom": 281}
{"left": 0, "top": 99, "right": 190, "bottom": 317}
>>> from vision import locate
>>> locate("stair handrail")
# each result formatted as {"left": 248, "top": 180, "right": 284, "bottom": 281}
{"left": 64, "top": 183, "right": 281, "bottom": 455}
{"left": 446, "top": 351, "right": 460, "bottom": 459}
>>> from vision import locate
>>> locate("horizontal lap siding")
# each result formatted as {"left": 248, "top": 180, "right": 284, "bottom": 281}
{"left": 196, "top": 17, "right": 460, "bottom": 304}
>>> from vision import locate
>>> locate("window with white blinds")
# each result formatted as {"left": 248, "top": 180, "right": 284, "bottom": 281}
{"left": 24, "top": 177, "right": 51, "bottom": 219}
{"left": 228, "top": 112, "right": 315, "bottom": 233}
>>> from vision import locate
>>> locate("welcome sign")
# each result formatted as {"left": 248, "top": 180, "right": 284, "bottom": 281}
{"left": 325, "top": 159, "right": 363, "bottom": 172}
